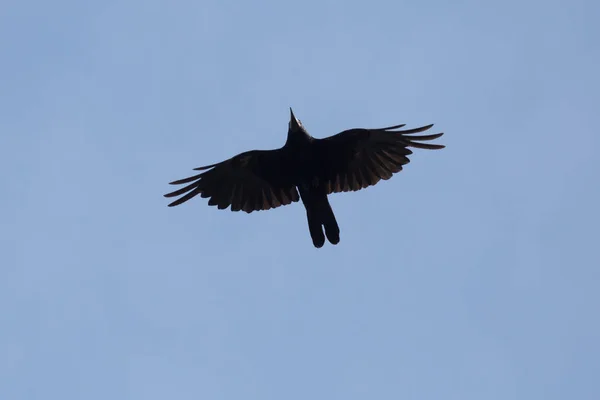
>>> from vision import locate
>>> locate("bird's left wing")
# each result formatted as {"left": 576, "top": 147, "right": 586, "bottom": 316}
{"left": 164, "top": 149, "right": 299, "bottom": 213}
{"left": 313, "top": 123, "right": 444, "bottom": 194}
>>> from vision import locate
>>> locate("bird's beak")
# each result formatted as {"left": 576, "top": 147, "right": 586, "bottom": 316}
{"left": 289, "top": 107, "right": 301, "bottom": 129}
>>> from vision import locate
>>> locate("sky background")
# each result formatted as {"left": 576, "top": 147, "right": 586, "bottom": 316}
{"left": 1, "top": 0, "right": 599, "bottom": 399}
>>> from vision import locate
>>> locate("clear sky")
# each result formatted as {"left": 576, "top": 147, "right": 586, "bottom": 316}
{"left": 1, "top": 0, "right": 599, "bottom": 399}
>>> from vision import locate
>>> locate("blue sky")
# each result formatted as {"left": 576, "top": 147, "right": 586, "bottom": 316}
{"left": 1, "top": 0, "right": 599, "bottom": 399}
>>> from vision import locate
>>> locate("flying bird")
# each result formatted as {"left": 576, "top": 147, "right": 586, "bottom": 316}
{"left": 165, "top": 108, "right": 445, "bottom": 248}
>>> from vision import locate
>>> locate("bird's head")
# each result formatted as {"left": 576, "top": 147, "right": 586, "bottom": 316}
{"left": 288, "top": 107, "right": 304, "bottom": 131}
{"left": 286, "top": 107, "right": 312, "bottom": 146}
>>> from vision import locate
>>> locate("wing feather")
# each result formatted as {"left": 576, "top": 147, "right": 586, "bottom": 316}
{"left": 315, "top": 123, "right": 444, "bottom": 194}
{"left": 164, "top": 149, "right": 299, "bottom": 213}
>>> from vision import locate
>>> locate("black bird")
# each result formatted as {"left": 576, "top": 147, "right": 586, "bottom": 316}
{"left": 164, "top": 108, "right": 444, "bottom": 248}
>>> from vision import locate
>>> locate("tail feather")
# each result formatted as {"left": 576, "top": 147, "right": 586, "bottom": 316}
{"left": 306, "top": 210, "right": 326, "bottom": 248}
{"left": 302, "top": 194, "right": 340, "bottom": 248}
{"left": 321, "top": 201, "right": 340, "bottom": 245}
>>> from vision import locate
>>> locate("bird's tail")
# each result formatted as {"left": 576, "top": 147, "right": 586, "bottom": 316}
{"left": 306, "top": 209, "right": 326, "bottom": 248}
{"left": 305, "top": 195, "right": 340, "bottom": 248}
{"left": 321, "top": 198, "right": 340, "bottom": 245}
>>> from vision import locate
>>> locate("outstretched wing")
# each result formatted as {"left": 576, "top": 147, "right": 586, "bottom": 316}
{"left": 314, "top": 123, "right": 444, "bottom": 194}
{"left": 164, "top": 149, "right": 299, "bottom": 213}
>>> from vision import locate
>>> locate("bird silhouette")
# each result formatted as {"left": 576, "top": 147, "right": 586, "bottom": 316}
{"left": 165, "top": 108, "right": 445, "bottom": 248}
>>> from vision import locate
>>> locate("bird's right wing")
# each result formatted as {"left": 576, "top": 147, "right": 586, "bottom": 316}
{"left": 314, "top": 123, "right": 444, "bottom": 194}
{"left": 164, "top": 149, "right": 299, "bottom": 213}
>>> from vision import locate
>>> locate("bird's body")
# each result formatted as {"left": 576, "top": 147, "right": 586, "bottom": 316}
{"left": 165, "top": 108, "right": 444, "bottom": 248}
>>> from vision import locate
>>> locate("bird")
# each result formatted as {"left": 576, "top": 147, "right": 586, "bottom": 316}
{"left": 164, "top": 108, "right": 445, "bottom": 248}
